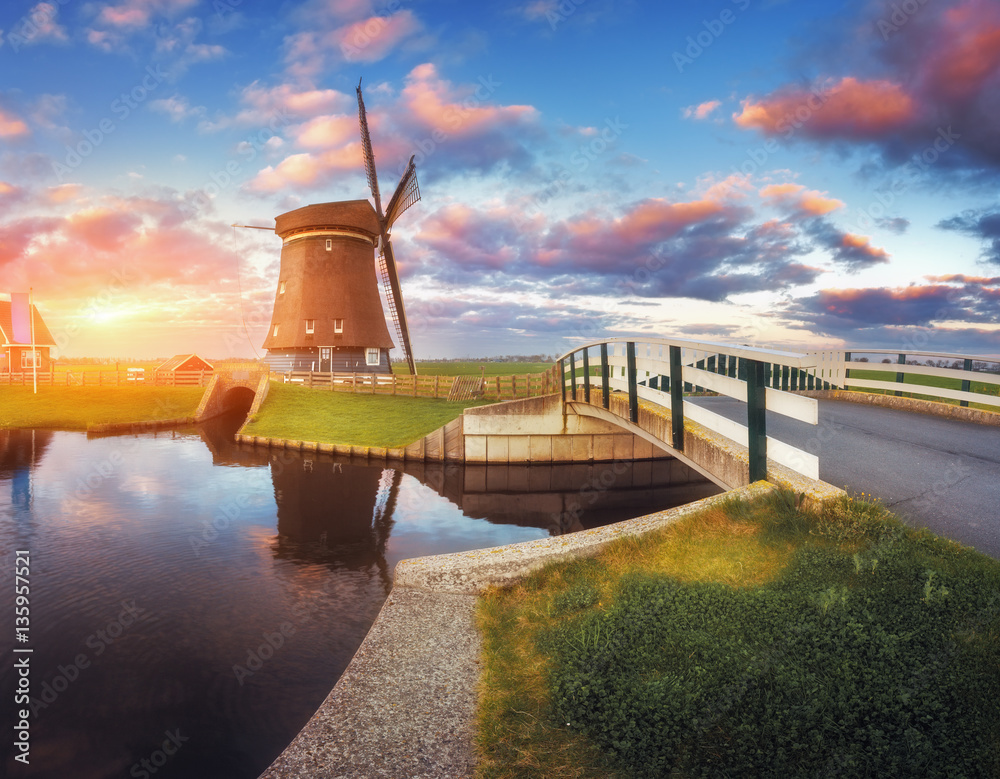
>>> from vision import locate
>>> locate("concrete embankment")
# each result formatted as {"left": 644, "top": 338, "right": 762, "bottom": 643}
{"left": 257, "top": 483, "right": 777, "bottom": 779}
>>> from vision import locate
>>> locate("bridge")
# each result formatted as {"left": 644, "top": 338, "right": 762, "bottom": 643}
{"left": 553, "top": 338, "right": 1000, "bottom": 556}
{"left": 195, "top": 362, "right": 269, "bottom": 422}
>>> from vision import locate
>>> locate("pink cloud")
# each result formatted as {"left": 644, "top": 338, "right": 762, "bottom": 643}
{"left": 0, "top": 108, "right": 30, "bottom": 139}
{"left": 247, "top": 147, "right": 363, "bottom": 193}
{"left": 734, "top": 77, "right": 916, "bottom": 139}
{"left": 65, "top": 208, "right": 143, "bottom": 252}
{"left": 334, "top": 10, "right": 422, "bottom": 63}
{"left": 759, "top": 183, "right": 844, "bottom": 215}
{"left": 295, "top": 114, "right": 357, "bottom": 149}
{"left": 683, "top": 100, "right": 721, "bottom": 120}
{"left": 841, "top": 233, "right": 889, "bottom": 261}
{"left": 401, "top": 63, "right": 537, "bottom": 138}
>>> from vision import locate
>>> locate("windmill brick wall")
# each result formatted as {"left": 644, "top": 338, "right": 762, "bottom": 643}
{"left": 262, "top": 200, "right": 396, "bottom": 374}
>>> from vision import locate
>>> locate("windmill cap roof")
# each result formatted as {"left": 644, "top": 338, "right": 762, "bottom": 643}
{"left": 275, "top": 199, "right": 380, "bottom": 238}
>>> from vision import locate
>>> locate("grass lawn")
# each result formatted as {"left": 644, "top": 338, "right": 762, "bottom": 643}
{"left": 845, "top": 367, "right": 1000, "bottom": 411}
{"left": 476, "top": 490, "right": 1000, "bottom": 778}
{"left": 0, "top": 385, "right": 205, "bottom": 430}
{"left": 240, "top": 380, "right": 491, "bottom": 448}
{"left": 393, "top": 361, "right": 554, "bottom": 377}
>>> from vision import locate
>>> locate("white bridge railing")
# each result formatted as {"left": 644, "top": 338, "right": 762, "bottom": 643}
{"left": 557, "top": 338, "right": 823, "bottom": 482}
{"left": 803, "top": 349, "right": 1000, "bottom": 409}
{"left": 557, "top": 340, "right": 1000, "bottom": 484}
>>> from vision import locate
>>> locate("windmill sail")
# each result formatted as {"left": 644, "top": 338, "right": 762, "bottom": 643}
{"left": 357, "top": 80, "right": 419, "bottom": 376}
{"left": 356, "top": 80, "right": 383, "bottom": 217}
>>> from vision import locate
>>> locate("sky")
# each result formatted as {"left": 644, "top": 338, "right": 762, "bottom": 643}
{"left": 0, "top": 0, "right": 998, "bottom": 361}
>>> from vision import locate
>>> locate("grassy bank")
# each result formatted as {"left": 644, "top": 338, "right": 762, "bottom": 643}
{"left": 0, "top": 385, "right": 205, "bottom": 430}
{"left": 476, "top": 491, "right": 1000, "bottom": 778}
{"left": 240, "top": 381, "right": 489, "bottom": 448}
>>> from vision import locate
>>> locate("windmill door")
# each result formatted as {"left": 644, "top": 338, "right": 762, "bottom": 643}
{"left": 319, "top": 347, "right": 332, "bottom": 372}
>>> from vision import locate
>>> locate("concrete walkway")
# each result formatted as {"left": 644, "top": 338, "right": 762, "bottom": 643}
{"left": 260, "top": 588, "right": 480, "bottom": 778}
{"left": 256, "top": 484, "right": 798, "bottom": 778}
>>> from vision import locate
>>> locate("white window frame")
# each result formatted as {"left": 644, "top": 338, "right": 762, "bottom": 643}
{"left": 325, "top": 238, "right": 332, "bottom": 251}
{"left": 365, "top": 348, "right": 380, "bottom": 366}
{"left": 272, "top": 324, "right": 279, "bottom": 337}
{"left": 305, "top": 319, "right": 315, "bottom": 334}
{"left": 334, "top": 318, "right": 344, "bottom": 333}
{"left": 20, "top": 350, "right": 40, "bottom": 369}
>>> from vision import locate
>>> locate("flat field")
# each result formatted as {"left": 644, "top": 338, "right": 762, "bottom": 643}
{"left": 0, "top": 385, "right": 205, "bottom": 429}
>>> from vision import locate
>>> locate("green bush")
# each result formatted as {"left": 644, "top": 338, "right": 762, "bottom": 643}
{"left": 533, "top": 497, "right": 1000, "bottom": 778}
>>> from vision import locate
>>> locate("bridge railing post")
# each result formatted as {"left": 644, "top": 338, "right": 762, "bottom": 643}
{"left": 669, "top": 345, "right": 684, "bottom": 451}
{"left": 559, "top": 358, "right": 566, "bottom": 403}
{"left": 961, "top": 358, "right": 973, "bottom": 407}
{"left": 582, "top": 348, "right": 591, "bottom": 403}
{"left": 600, "top": 344, "right": 610, "bottom": 408}
{"left": 626, "top": 342, "right": 638, "bottom": 423}
{"left": 570, "top": 352, "right": 577, "bottom": 401}
{"left": 746, "top": 359, "right": 767, "bottom": 482}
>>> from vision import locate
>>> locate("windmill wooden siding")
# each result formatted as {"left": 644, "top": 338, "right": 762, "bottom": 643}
{"left": 0, "top": 300, "right": 56, "bottom": 373}
{"left": 262, "top": 200, "right": 395, "bottom": 374}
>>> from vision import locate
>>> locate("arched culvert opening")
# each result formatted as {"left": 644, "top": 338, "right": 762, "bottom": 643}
{"left": 223, "top": 386, "right": 257, "bottom": 420}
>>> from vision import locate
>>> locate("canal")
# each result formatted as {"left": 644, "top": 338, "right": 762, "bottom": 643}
{"left": 1, "top": 412, "right": 717, "bottom": 778}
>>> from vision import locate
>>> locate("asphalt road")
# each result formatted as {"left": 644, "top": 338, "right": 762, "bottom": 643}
{"left": 689, "top": 397, "right": 1000, "bottom": 560}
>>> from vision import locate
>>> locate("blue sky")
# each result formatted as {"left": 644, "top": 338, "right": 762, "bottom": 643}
{"left": 1, "top": 0, "right": 998, "bottom": 359}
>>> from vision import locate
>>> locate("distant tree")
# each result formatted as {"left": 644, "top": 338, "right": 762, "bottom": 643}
{"left": 881, "top": 358, "right": 891, "bottom": 363}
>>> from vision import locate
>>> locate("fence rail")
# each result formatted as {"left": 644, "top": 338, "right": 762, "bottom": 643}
{"left": 804, "top": 349, "right": 1000, "bottom": 409}
{"left": 279, "top": 368, "right": 560, "bottom": 401}
{"left": 0, "top": 370, "right": 214, "bottom": 387}
{"left": 558, "top": 338, "right": 824, "bottom": 482}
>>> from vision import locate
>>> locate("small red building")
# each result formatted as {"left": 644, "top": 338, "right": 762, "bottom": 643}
{"left": 0, "top": 299, "right": 56, "bottom": 373}
{"left": 155, "top": 354, "right": 214, "bottom": 373}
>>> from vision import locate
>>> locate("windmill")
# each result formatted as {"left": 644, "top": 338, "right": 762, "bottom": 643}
{"left": 256, "top": 80, "right": 420, "bottom": 375}
{"left": 357, "top": 79, "right": 420, "bottom": 376}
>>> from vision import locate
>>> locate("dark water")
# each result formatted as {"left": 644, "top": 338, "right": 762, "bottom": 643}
{"left": 1, "top": 412, "right": 717, "bottom": 778}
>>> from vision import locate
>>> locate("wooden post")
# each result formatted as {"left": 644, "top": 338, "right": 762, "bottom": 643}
{"left": 435, "top": 374, "right": 440, "bottom": 398}
{"left": 600, "top": 343, "right": 610, "bottom": 409}
{"left": 582, "top": 349, "right": 591, "bottom": 403}
{"left": 559, "top": 359, "right": 566, "bottom": 403}
{"left": 895, "top": 353, "right": 905, "bottom": 397}
{"left": 961, "top": 358, "right": 973, "bottom": 407}
{"left": 746, "top": 359, "right": 767, "bottom": 483}
{"left": 669, "top": 345, "right": 684, "bottom": 451}
{"left": 569, "top": 352, "right": 577, "bottom": 401}
{"left": 626, "top": 342, "right": 638, "bottom": 423}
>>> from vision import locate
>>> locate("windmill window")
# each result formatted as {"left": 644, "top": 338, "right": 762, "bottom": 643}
{"left": 365, "top": 348, "right": 380, "bottom": 366}
{"left": 279, "top": 281, "right": 286, "bottom": 295}
{"left": 305, "top": 319, "right": 315, "bottom": 334}
{"left": 334, "top": 318, "right": 344, "bottom": 333}
{"left": 325, "top": 239, "right": 332, "bottom": 251}
{"left": 272, "top": 324, "right": 279, "bottom": 337}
